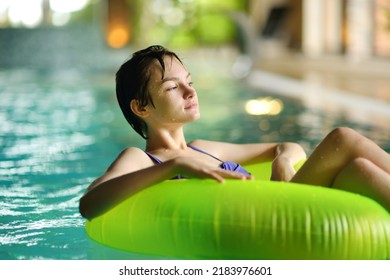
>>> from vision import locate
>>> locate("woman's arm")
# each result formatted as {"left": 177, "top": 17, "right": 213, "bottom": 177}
{"left": 79, "top": 147, "right": 251, "bottom": 220}
{"left": 189, "top": 140, "right": 307, "bottom": 181}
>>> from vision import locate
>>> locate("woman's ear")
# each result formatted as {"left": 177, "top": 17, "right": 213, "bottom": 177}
{"left": 130, "top": 99, "right": 150, "bottom": 118}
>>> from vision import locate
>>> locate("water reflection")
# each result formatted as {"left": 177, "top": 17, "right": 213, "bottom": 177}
{"left": 0, "top": 69, "right": 115, "bottom": 259}
{"left": 245, "top": 97, "right": 283, "bottom": 116}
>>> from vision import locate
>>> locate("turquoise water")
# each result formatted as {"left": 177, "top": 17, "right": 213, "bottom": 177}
{"left": 1, "top": 67, "right": 389, "bottom": 260}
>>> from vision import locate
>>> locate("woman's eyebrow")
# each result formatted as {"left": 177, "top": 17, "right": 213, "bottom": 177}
{"left": 161, "top": 72, "right": 191, "bottom": 83}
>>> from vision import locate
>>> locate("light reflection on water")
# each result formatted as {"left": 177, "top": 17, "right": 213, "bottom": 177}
{"left": 0, "top": 69, "right": 160, "bottom": 260}
{"left": 0, "top": 68, "right": 389, "bottom": 260}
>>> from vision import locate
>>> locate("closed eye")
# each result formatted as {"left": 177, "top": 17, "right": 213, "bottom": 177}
{"left": 166, "top": 86, "right": 177, "bottom": 92}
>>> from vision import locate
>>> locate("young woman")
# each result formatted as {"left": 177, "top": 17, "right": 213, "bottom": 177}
{"left": 79, "top": 45, "right": 390, "bottom": 220}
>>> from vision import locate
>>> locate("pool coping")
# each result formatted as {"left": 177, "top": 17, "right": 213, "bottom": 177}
{"left": 247, "top": 70, "right": 390, "bottom": 127}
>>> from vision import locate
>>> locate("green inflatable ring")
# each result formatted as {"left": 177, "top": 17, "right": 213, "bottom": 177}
{"left": 85, "top": 161, "right": 390, "bottom": 259}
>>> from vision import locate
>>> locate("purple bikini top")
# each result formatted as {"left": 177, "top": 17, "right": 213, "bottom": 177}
{"left": 145, "top": 145, "right": 250, "bottom": 179}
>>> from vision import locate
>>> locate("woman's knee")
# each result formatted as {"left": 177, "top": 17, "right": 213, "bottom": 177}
{"left": 324, "top": 127, "right": 365, "bottom": 150}
{"left": 326, "top": 127, "right": 358, "bottom": 141}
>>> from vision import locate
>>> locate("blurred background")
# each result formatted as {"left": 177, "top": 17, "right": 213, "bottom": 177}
{"left": 1, "top": 0, "right": 390, "bottom": 66}
{"left": 1, "top": 0, "right": 390, "bottom": 106}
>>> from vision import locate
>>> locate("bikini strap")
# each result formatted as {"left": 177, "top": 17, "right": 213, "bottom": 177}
{"left": 145, "top": 151, "right": 163, "bottom": 164}
{"left": 144, "top": 151, "right": 183, "bottom": 179}
{"left": 188, "top": 145, "right": 223, "bottom": 163}
{"left": 146, "top": 146, "right": 223, "bottom": 164}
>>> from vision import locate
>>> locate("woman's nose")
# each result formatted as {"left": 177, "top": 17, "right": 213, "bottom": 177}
{"left": 183, "top": 84, "right": 195, "bottom": 99}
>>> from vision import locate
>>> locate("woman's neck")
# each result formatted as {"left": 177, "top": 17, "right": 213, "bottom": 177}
{"left": 145, "top": 127, "right": 187, "bottom": 152}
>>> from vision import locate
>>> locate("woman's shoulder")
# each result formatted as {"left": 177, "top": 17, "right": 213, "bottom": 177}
{"left": 108, "top": 146, "right": 151, "bottom": 170}
{"left": 119, "top": 146, "right": 146, "bottom": 157}
{"left": 85, "top": 146, "right": 150, "bottom": 193}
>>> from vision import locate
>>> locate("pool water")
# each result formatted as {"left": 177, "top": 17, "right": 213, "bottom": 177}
{"left": 1, "top": 65, "right": 389, "bottom": 260}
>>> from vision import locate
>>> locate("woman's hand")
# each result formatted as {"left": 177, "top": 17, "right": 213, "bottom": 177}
{"left": 173, "top": 157, "right": 253, "bottom": 182}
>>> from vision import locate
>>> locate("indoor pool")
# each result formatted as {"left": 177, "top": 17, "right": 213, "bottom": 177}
{"left": 1, "top": 61, "right": 390, "bottom": 260}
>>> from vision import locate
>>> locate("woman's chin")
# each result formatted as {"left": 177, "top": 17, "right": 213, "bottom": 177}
{"left": 192, "top": 112, "right": 201, "bottom": 121}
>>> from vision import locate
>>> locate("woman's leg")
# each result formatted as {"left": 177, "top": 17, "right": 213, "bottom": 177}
{"left": 332, "top": 158, "right": 390, "bottom": 211}
{"left": 292, "top": 127, "right": 390, "bottom": 186}
{"left": 291, "top": 127, "right": 390, "bottom": 209}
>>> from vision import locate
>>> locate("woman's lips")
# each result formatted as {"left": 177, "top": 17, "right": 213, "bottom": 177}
{"left": 185, "top": 102, "right": 198, "bottom": 109}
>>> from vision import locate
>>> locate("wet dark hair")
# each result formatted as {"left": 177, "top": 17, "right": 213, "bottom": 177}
{"left": 115, "top": 45, "right": 183, "bottom": 139}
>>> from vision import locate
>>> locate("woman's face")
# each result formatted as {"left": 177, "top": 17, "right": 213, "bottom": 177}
{"left": 145, "top": 56, "right": 200, "bottom": 127}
